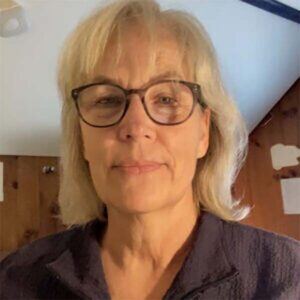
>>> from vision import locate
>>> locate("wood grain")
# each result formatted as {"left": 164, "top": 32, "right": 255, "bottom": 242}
{"left": 235, "top": 79, "right": 300, "bottom": 240}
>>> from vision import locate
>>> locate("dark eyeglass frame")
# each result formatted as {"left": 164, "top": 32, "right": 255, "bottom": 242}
{"left": 71, "top": 79, "right": 207, "bottom": 128}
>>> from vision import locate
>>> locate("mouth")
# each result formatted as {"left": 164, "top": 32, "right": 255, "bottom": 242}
{"left": 113, "top": 163, "right": 163, "bottom": 175}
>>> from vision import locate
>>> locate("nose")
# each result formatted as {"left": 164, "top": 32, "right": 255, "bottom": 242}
{"left": 125, "top": 93, "right": 148, "bottom": 118}
{"left": 117, "top": 93, "right": 155, "bottom": 141}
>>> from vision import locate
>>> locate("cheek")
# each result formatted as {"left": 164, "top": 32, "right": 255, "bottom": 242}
{"left": 83, "top": 138, "right": 108, "bottom": 188}
{"left": 80, "top": 123, "right": 107, "bottom": 163}
{"left": 167, "top": 131, "right": 199, "bottom": 182}
{"left": 80, "top": 123, "right": 115, "bottom": 181}
{"left": 89, "top": 164, "right": 108, "bottom": 192}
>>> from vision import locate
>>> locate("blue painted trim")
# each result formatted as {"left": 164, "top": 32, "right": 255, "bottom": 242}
{"left": 240, "top": 0, "right": 300, "bottom": 24}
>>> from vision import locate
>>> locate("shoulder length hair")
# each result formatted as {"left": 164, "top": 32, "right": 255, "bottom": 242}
{"left": 56, "top": 0, "right": 253, "bottom": 228}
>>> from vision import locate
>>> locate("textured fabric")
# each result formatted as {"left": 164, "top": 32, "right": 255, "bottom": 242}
{"left": 0, "top": 210, "right": 299, "bottom": 299}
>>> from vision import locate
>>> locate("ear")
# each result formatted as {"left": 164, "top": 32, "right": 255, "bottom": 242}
{"left": 196, "top": 107, "right": 211, "bottom": 159}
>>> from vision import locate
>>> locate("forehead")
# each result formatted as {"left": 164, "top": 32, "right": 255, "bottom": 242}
{"left": 92, "top": 26, "right": 191, "bottom": 87}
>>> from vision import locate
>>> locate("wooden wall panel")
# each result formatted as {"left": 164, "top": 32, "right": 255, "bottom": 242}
{"left": 0, "top": 156, "right": 65, "bottom": 260}
{"left": 234, "top": 79, "right": 300, "bottom": 240}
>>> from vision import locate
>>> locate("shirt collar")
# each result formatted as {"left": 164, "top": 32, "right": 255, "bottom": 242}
{"left": 162, "top": 211, "right": 239, "bottom": 299}
{"left": 45, "top": 211, "right": 239, "bottom": 299}
{"left": 45, "top": 217, "right": 110, "bottom": 299}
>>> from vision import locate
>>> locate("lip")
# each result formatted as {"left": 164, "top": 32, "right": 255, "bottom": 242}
{"left": 113, "top": 163, "right": 163, "bottom": 175}
{"left": 114, "top": 160, "right": 163, "bottom": 167}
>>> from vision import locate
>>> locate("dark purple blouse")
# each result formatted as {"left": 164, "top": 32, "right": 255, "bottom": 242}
{"left": 1, "top": 210, "right": 300, "bottom": 299}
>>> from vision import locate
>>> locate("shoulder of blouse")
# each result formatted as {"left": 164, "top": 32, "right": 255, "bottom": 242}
{"left": 220, "top": 218, "right": 300, "bottom": 298}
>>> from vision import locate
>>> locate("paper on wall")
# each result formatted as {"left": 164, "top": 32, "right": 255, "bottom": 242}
{"left": 280, "top": 177, "right": 300, "bottom": 214}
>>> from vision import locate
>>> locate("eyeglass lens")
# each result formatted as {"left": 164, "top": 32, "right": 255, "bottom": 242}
{"left": 76, "top": 81, "right": 194, "bottom": 126}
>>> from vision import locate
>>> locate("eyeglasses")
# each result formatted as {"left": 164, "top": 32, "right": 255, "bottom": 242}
{"left": 71, "top": 79, "right": 207, "bottom": 127}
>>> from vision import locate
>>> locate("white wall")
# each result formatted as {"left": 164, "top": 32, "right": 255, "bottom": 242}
{"left": 0, "top": 0, "right": 299, "bottom": 157}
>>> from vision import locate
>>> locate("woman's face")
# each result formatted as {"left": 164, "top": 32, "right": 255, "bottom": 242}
{"left": 80, "top": 26, "right": 211, "bottom": 215}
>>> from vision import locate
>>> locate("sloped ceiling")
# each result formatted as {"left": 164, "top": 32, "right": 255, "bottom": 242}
{"left": 0, "top": 0, "right": 299, "bottom": 157}
{"left": 277, "top": 0, "right": 300, "bottom": 10}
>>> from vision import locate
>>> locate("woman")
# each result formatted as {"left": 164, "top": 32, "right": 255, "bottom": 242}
{"left": 1, "top": 0, "right": 299, "bottom": 299}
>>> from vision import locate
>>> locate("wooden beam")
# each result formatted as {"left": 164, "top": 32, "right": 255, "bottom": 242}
{"left": 240, "top": 0, "right": 300, "bottom": 24}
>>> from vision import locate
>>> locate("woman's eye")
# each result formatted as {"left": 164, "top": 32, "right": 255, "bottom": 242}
{"left": 96, "top": 97, "right": 122, "bottom": 105}
{"left": 158, "top": 97, "right": 177, "bottom": 105}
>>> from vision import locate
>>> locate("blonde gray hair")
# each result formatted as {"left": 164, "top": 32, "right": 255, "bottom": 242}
{"left": 56, "top": 0, "right": 253, "bottom": 228}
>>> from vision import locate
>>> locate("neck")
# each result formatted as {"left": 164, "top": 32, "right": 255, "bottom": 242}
{"left": 100, "top": 194, "right": 200, "bottom": 274}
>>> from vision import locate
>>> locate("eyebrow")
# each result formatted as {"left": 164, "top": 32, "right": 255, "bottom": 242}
{"left": 91, "top": 70, "right": 183, "bottom": 88}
